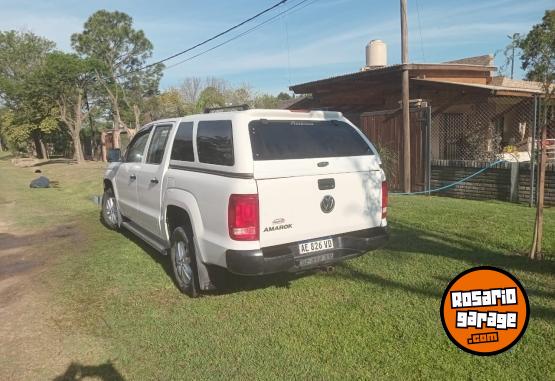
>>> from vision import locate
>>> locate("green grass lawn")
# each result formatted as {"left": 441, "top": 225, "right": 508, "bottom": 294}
{"left": 1, "top": 154, "right": 554, "bottom": 380}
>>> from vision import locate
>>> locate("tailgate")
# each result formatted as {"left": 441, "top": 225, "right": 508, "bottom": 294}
{"left": 255, "top": 156, "right": 383, "bottom": 247}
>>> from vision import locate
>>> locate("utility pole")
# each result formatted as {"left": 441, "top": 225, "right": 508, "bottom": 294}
{"left": 401, "top": 0, "right": 411, "bottom": 193}
{"left": 510, "top": 43, "right": 515, "bottom": 79}
{"left": 507, "top": 33, "right": 519, "bottom": 79}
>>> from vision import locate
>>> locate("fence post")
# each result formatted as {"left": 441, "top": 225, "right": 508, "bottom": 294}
{"left": 510, "top": 162, "right": 519, "bottom": 202}
{"left": 427, "top": 105, "right": 432, "bottom": 195}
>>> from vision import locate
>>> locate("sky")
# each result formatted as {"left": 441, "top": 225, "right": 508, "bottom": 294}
{"left": 0, "top": 0, "right": 552, "bottom": 95}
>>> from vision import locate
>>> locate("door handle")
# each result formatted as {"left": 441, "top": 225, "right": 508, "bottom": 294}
{"left": 130, "top": 174, "right": 136, "bottom": 180}
{"left": 150, "top": 178, "right": 159, "bottom": 184}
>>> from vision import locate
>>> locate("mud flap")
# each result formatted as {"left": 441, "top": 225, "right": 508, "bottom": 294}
{"left": 193, "top": 240, "right": 216, "bottom": 291}
{"left": 196, "top": 259, "right": 216, "bottom": 291}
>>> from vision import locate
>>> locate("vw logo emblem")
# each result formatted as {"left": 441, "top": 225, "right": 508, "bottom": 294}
{"left": 320, "top": 195, "right": 335, "bottom": 213}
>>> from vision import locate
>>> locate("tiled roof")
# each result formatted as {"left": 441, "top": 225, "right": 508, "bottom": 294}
{"left": 443, "top": 54, "right": 494, "bottom": 66}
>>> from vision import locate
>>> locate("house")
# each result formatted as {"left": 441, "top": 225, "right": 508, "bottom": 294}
{"left": 287, "top": 46, "right": 554, "bottom": 204}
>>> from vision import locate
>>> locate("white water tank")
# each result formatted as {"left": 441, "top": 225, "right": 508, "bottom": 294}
{"left": 366, "top": 40, "right": 387, "bottom": 68}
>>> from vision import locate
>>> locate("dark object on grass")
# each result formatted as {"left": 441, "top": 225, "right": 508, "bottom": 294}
{"left": 30, "top": 176, "right": 50, "bottom": 188}
{"left": 35, "top": 169, "right": 42, "bottom": 173}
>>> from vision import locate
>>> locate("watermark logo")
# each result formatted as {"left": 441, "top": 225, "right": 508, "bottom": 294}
{"left": 440, "top": 266, "right": 529, "bottom": 356}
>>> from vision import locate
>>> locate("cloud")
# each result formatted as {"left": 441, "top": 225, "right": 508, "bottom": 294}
{"left": 163, "top": 0, "right": 549, "bottom": 79}
{"left": 0, "top": 5, "right": 224, "bottom": 55}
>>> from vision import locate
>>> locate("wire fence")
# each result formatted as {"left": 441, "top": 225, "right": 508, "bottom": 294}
{"left": 426, "top": 95, "right": 555, "bottom": 205}
{"left": 430, "top": 96, "right": 538, "bottom": 162}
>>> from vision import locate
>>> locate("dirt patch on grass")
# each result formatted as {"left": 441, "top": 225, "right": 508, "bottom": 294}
{"left": 0, "top": 225, "right": 80, "bottom": 281}
{"left": 0, "top": 221, "right": 108, "bottom": 380}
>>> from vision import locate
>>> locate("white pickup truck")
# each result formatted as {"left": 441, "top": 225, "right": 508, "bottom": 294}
{"left": 102, "top": 109, "right": 388, "bottom": 297}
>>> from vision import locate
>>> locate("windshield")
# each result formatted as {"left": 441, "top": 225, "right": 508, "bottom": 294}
{"left": 249, "top": 119, "right": 373, "bottom": 161}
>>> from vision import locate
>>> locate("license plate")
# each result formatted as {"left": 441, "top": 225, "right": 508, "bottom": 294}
{"left": 298, "top": 252, "right": 334, "bottom": 267}
{"left": 298, "top": 238, "right": 334, "bottom": 255}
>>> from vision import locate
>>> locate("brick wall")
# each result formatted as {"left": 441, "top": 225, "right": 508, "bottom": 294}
{"left": 430, "top": 160, "right": 555, "bottom": 206}
{"left": 518, "top": 163, "right": 555, "bottom": 205}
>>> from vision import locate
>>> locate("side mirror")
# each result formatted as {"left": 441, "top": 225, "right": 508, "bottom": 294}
{"left": 107, "top": 148, "right": 122, "bottom": 162}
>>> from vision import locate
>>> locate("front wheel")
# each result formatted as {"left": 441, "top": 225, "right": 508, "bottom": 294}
{"left": 170, "top": 226, "right": 200, "bottom": 297}
{"left": 101, "top": 188, "right": 120, "bottom": 230}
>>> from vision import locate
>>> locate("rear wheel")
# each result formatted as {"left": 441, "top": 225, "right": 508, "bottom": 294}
{"left": 170, "top": 226, "right": 200, "bottom": 298}
{"left": 101, "top": 188, "right": 120, "bottom": 230}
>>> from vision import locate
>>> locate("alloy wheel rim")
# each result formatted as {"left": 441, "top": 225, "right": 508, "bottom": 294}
{"left": 105, "top": 197, "right": 118, "bottom": 225}
{"left": 175, "top": 240, "right": 193, "bottom": 287}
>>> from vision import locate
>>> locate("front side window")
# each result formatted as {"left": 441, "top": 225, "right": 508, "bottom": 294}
{"left": 197, "top": 120, "right": 234, "bottom": 166}
{"left": 249, "top": 120, "right": 373, "bottom": 160}
{"left": 171, "top": 122, "right": 194, "bottom": 162}
{"left": 146, "top": 125, "right": 172, "bottom": 164}
{"left": 125, "top": 128, "right": 151, "bottom": 163}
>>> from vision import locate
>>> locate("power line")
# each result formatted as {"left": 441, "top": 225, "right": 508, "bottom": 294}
{"left": 126, "top": 0, "right": 290, "bottom": 76}
{"left": 164, "top": 0, "right": 317, "bottom": 71}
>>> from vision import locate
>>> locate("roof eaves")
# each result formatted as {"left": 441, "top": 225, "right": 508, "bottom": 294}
{"left": 412, "top": 78, "right": 543, "bottom": 94}
{"left": 290, "top": 63, "right": 496, "bottom": 93}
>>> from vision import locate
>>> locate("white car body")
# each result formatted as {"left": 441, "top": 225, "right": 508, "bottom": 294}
{"left": 103, "top": 109, "right": 389, "bottom": 290}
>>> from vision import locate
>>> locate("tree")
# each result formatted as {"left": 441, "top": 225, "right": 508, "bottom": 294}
{"left": 253, "top": 93, "right": 280, "bottom": 109}
{"left": 277, "top": 92, "right": 291, "bottom": 101}
{"left": 155, "top": 88, "right": 189, "bottom": 118}
{"left": 196, "top": 86, "right": 225, "bottom": 112}
{"left": 30, "top": 52, "right": 98, "bottom": 162}
{"left": 519, "top": 10, "right": 555, "bottom": 85}
{"left": 0, "top": 30, "right": 56, "bottom": 158}
{"left": 177, "top": 76, "right": 289, "bottom": 113}
{"left": 518, "top": 10, "right": 555, "bottom": 260}
{"left": 226, "top": 84, "right": 252, "bottom": 106}
{"left": 71, "top": 10, "right": 163, "bottom": 148}
{"left": 0, "top": 109, "right": 29, "bottom": 152}
{"left": 179, "top": 77, "right": 203, "bottom": 104}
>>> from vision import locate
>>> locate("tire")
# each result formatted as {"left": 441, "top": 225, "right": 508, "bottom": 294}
{"left": 101, "top": 187, "right": 120, "bottom": 230}
{"left": 170, "top": 226, "right": 200, "bottom": 297}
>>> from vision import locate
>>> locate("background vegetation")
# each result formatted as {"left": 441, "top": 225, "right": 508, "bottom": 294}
{"left": 0, "top": 10, "right": 293, "bottom": 161}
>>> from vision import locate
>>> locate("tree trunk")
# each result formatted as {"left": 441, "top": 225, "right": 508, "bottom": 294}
{"left": 39, "top": 138, "right": 48, "bottom": 160}
{"left": 112, "top": 127, "right": 121, "bottom": 151}
{"left": 111, "top": 84, "right": 122, "bottom": 149}
{"left": 72, "top": 94, "right": 84, "bottom": 163}
{"left": 112, "top": 109, "right": 122, "bottom": 149}
{"left": 31, "top": 131, "right": 44, "bottom": 159}
{"left": 133, "top": 104, "right": 141, "bottom": 129}
{"left": 72, "top": 134, "right": 84, "bottom": 163}
{"left": 530, "top": 119, "right": 547, "bottom": 260}
{"left": 100, "top": 131, "right": 107, "bottom": 162}
{"left": 104, "top": 78, "right": 122, "bottom": 149}
{"left": 126, "top": 127, "right": 136, "bottom": 140}
{"left": 84, "top": 91, "right": 99, "bottom": 161}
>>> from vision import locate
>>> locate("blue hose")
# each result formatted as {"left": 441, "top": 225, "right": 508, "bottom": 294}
{"left": 391, "top": 159, "right": 507, "bottom": 195}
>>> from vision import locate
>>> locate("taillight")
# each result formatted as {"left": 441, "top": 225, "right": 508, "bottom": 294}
{"left": 381, "top": 181, "right": 388, "bottom": 219}
{"left": 228, "top": 194, "right": 259, "bottom": 241}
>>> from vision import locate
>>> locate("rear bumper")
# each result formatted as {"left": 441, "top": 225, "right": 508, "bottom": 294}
{"left": 226, "top": 226, "right": 389, "bottom": 276}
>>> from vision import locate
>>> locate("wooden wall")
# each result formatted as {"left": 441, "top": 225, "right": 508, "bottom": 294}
{"left": 359, "top": 108, "right": 428, "bottom": 192}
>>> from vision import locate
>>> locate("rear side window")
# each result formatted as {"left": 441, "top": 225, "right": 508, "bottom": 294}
{"left": 197, "top": 120, "right": 234, "bottom": 166}
{"left": 249, "top": 120, "right": 373, "bottom": 160}
{"left": 171, "top": 122, "right": 194, "bottom": 162}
